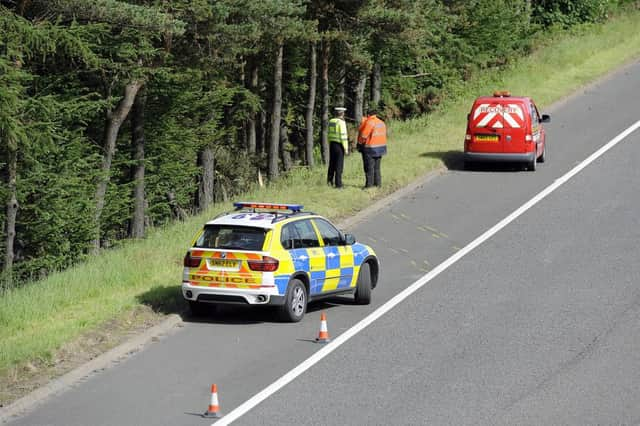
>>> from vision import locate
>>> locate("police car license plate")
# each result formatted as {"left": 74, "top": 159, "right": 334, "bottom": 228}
{"left": 475, "top": 134, "right": 498, "bottom": 142}
{"left": 209, "top": 259, "right": 239, "bottom": 269}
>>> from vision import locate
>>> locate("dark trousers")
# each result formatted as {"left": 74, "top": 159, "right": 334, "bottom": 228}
{"left": 362, "top": 151, "right": 382, "bottom": 187}
{"left": 327, "top": 142, "right": 345, "bottom": 188}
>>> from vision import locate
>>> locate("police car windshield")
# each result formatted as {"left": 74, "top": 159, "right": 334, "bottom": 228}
{"left": 195, "top": 225, "right": 267, "bottom": 251}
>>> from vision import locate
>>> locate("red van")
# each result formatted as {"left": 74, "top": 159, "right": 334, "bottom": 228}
{"left": 464, "top": 91, "right": 550, "bottom": 171}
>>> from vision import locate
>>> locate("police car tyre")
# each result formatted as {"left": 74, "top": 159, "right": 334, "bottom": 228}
{"left": 354, "top": 262, "right": 372, "bottom": 305}
{"left": 279, "top": 278, "right": 307, "bottom": 322}
{"left": 189, "top": 300, "right": 210, "bottom": 317}
{"left": 539, "top": 142, "right": 546, "bottom": 163}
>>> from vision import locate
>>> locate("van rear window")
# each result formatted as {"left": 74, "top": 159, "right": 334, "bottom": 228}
{"left": 195, "top": 225, "right": 267, "bottom": 251}
{"left": 472, "top": 103, "right": 524, "bottom": 129}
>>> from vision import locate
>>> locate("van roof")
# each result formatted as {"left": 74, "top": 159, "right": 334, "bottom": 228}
{"left": 474, "top": 95, "right": 530, "bottom": 103}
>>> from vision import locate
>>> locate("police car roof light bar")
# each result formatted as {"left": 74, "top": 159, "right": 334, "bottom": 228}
{"left": 233, "top": 202, "right": 304, "bottom": 213}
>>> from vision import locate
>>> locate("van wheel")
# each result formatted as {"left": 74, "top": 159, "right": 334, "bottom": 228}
{"left": 279, "top": 279, "right": 307, "bottom": 322}
{"left": 354, "top": 262, "right": 372, "bottom": 305}
{"left": 538, "top": 143, "right": 546, "bottom": 163}
{"left": 528, "top": 154, "right": 537, "bottom": 171}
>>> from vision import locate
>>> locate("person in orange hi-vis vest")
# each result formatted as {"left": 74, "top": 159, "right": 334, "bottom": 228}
{"left": 357, "top": 108, "right": 387, "bottom": 188}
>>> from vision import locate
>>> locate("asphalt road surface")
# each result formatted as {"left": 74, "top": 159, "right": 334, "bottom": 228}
{"left": 7, "top": 60, "right": 640, "bottom": 426}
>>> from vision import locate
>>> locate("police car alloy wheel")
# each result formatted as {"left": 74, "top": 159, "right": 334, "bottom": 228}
{"left": 279, "top": 279, "right": 307, "bottom": 322}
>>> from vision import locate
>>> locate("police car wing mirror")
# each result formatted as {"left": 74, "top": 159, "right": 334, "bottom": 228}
{"left": 343, "top": 233, "right": 356, "bottom": 245}
{"left": 541, "top": 114, "right": 551, "bottom": 123}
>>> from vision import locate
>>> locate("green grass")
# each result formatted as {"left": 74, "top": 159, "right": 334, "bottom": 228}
{"left": 3, "top": 9, "right": 640, "bottom": 380}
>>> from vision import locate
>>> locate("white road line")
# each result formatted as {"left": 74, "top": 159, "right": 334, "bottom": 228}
{"left": 213, "top": 119, "right": 640, "bottom": 426}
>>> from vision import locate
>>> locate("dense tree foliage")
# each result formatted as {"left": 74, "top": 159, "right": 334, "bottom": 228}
{"left": 0, "top": 0, "right": 627, "bottom": 287}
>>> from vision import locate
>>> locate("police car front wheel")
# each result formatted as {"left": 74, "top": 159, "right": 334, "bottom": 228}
{"left": 354, "top": 262, "right": 372, "bottom": 305}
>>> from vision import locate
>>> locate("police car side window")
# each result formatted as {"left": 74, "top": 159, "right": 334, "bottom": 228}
{"left": 281, "top": 224, "right": 299, "bottom": 250}
{"left": 292, "top": 220, "right": 320, "bottom": 248}
{"left": 314, "top": 219, "right": 341, "bottom": 246}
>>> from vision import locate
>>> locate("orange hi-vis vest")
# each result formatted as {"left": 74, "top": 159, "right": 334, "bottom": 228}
{"left": 357, "top": 115, "right": 387, "bottom": 156}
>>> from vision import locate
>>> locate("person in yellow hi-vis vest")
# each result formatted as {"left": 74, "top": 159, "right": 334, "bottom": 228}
{"left": 327, "top": 106, "right": 349, "bottom": 188}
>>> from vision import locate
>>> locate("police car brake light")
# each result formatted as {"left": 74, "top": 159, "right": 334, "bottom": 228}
{"left": 493, "top": 90, "right": 511, "bottom": 97}
{"left": 248, "top": 256, "right": 279, "bottom": 272}
{"left": 183, "top": 252, "right": 201, "bottom": 268}
{"left": 233, "top": 202, "right": 303, "bottom": 212}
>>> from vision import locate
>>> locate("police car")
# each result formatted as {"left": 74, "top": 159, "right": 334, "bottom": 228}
{"left": 182, "top": 202, "right": 380, "bottom": 322}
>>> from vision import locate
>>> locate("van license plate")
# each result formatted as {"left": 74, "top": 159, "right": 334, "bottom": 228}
{"left": 475, "top": 135, "right": 498, "bottom": 142}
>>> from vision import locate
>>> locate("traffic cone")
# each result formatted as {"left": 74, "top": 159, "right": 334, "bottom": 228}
{"left": 315, "top": 312, "right": 331, "bottom": 343}
{"left": 203, "top": 384, "right": 221, "bottom": 418}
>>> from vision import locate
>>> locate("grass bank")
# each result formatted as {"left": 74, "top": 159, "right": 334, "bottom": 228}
{"left": 3, "top": 8, "right": 640, "bottom": 404}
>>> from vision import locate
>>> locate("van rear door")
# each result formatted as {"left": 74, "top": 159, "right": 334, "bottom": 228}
{"left": 499, "top": 101, "right": 527, "bottom": 154}
{"left": 469, "top": 101, "right": 506, "bottom": 153}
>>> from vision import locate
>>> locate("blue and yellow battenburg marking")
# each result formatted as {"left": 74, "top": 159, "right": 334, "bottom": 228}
{"left": 274, "top": 243, "right": 370, "bottom": 295}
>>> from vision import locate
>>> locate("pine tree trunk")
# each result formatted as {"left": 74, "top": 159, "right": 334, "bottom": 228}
{"left": 3, "top": 134, "right": 18, "bottom": 286}
{"left": 247, "top": 63, "right": 259, "bottom": 154}
{"left": 17, "top": 0, "right": 30, "bottom": 15}
{"left": 93, "top": 80, "right": 143, "bottom": 253}
{"left": 336, "top": 61, "right": 346, "bottom": 107}
{"left": 130, "top": 87, "right": 146, "bottom": 239}
{"left": 355, "top": 72, "right": 367, "bottom": 127}
{"left": 320, "top": 40, "right": 330, "bottom": 165}
{"left": 258, "top": 78, "right": 268, "bottom": 155}
{"left": 198, "top": 145, "right": 215, "bottom": 212}
{"left": 268, "top": 42, "right": 284, "bottom": 181}
{"left": 371, "top": 62, "right": 381, "bottom": 108}
{"left": 166, "top": 191, "right": 187, "bottom": 221}
{"left": 280, "top": 121, "right": 293, "bottom": 172}
{"left": 304, "top": 42, "right": 317, "bottom": 168}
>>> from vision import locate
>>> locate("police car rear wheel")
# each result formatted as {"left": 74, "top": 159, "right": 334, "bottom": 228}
{"left": 279, "top": 279, "right": 307, "bottom": 322}
{"left": 354, "top": 262, "right": 372, "bottom": 305}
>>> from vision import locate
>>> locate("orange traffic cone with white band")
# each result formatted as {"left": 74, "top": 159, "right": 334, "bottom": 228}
{"left": 203, "top": 384, "right": 221, "bottom": 418}
{"left": 315, "top": 312, "right": 331, "bottom": 343}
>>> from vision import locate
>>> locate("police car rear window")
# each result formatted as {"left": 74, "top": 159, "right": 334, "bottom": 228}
{"left": 195, "top": 225, "right": 267, "bottom": 251}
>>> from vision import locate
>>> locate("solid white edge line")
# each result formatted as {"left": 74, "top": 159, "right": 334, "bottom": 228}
{"left": 213, "top": 119, "right": 640, "bottom": 426}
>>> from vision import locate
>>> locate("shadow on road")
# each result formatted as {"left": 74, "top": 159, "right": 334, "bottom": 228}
{"left": 137, "top": 285, "right": 356, "bottom": 326}
{"left": 420, "top": 150, "right": 463, "bottom": 170}
{"left": 136, "top": 284, "right": 184, "bottom": 315}
{"left": 420, "top": 150, "right": 535, "bottom": 173}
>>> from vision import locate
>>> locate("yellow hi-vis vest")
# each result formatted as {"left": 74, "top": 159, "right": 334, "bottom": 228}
{"left": 328, "top": 117, "right": 348, "bottom": 154}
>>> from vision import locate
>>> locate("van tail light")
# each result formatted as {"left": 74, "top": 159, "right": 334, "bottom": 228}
{"left": 183, "top": 252, "right": 202, "bottom": 268}
{"left": 525, "top": 134, "right": 532, "bottom": 142}
{"left": 248, "top": 256, "right": 279, "bottom": 272}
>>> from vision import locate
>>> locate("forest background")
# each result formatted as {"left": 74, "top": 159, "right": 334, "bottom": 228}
{"left": 1, "top": 0, "right": 629, "bottom": 286}
{"left": 2, "top": 0, "right": 640, "bottom": 405}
